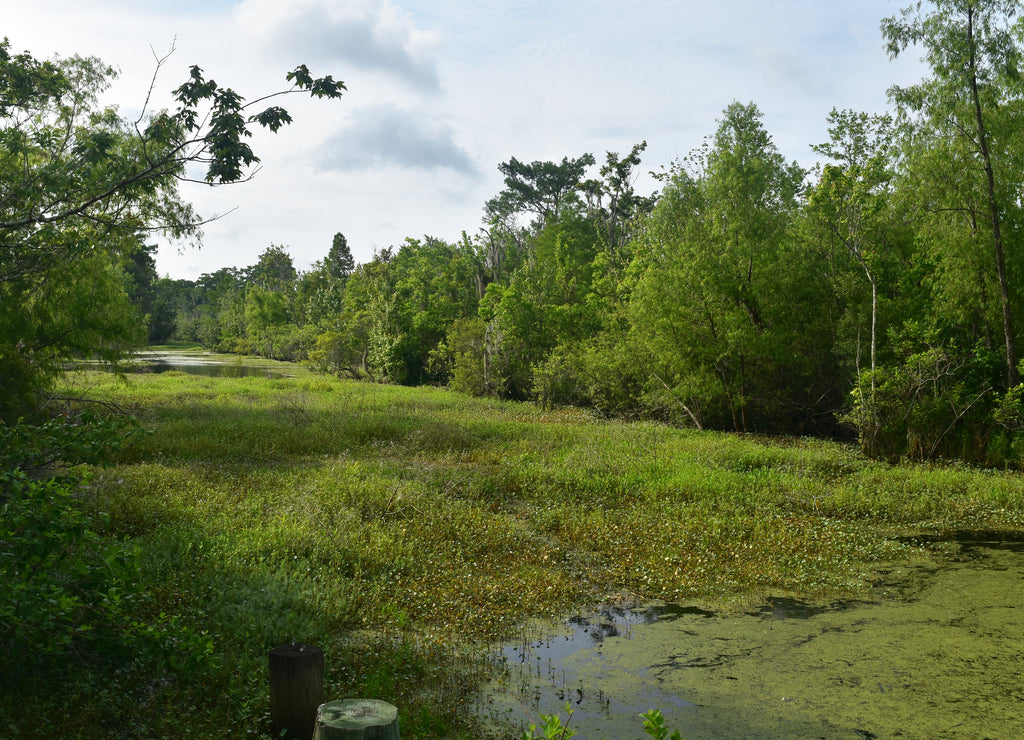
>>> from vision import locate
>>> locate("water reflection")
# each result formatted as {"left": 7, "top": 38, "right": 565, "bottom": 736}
{"left": 483, "top": 532, "right": 1024, "bottom": 739}
{"left": 129, "top": 351, "right": 292, "bottom": 379}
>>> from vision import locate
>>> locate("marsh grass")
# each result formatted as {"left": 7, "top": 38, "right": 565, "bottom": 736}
{"left": 15, "top": 367, "right": 1024, "bottom": 738}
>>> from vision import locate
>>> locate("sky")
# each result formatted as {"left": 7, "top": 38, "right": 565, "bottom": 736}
{"left": 3, "top": 0, "right": 927, "bottom": 280}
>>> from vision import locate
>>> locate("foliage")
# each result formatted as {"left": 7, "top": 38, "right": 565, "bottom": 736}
{"left": 487, "top": 153, "right": 596, "bottom": 226}
{"left": 0, "top": 37, "right": 343, "bottom": 417}
{"left": 882, "top": 0, "right": 1024, "bottom": 387}
{"left": 0, "top": 411, "right": 151, "bottom": 675}
{"left": 327, "top": 231, "right": 356, "bottom": 280}
{"left": 640, "top": 709, "right": 685, "bottom": 740}
{"left": 521, "top": 703, "right": 576, "bottom": 740}
{"left": 520, "top": 706, "right": 685, "bottom": 739}
{"left": 630, "top": 103, "right": 840, "bottom": 433}
{"left": 843, "top": 324, "right": 998, "bottom": 462}
{"left": 436, "top": 317, "right": 489, "bottom": 396}
{"left": 15, "top": 366, "right": 1022, "bottom": 736}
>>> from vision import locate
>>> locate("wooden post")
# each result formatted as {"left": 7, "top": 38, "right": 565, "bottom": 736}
{"left": 269, "top": 642, "right": 324, "bottom": 740}
{"left": 313, "top": 699, "right": 400, "bottom": 740}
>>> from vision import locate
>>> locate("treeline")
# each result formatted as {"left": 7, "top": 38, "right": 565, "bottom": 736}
{"left": 145, "top": 51, "right": 1024, "bottom": 465}
{"left": 6, "top": 0, "right": 1024, "bottom": 466}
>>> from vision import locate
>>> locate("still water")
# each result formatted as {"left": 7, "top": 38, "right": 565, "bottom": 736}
{"left": 127, "top": 350, "right": 293, "bottom": 379}
{"left": 483, "top": 532, "right": 1024, "bottom": 739}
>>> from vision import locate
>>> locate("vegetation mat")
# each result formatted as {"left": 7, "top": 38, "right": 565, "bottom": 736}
{"left": 5, "top": 368, "right": 1024, "bottom": 738}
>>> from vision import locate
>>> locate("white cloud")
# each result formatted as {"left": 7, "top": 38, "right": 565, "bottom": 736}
{"left": 233, "top": 0, "right": 441, "bottom": 91}
{"left": 318, "top": 104, "right": 478, "bottom": 173}
{"left": 0, "top": 0, "right": 928, "bottom": 278}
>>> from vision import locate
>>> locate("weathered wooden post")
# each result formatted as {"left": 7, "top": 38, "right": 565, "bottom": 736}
{"left": 313, "top": 699, "right": 400, "bottom": 740}
{"left": 269, "top": 642, "right": 324, "bottom": 740}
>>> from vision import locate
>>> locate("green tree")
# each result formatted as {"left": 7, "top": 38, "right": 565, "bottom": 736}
{"left": 485, "top": 153, "right": 596, "bottom": 228}
{"left": 810, "top": 110, "right": 898, "bottom": 382}
{"left": 0, "top": 38, "right": 343, "bottom": 416}
{"left": 581, "top": 141, "right": 656, "bottom": 261}
{"left": 341, "top": 237, "right": 481, "bottom": 385}
{"left": 149, "top": 275, "right": 195, "bottom": 344}
{"left": 479, "top": 211, "right": 606, "bottom": 401}
{"left": 245, "top": 287, "right": 290, "bottom": 358}
{"left": 883, "top": 0, "right": 1024, "bottom": 386}
{"left": 247, "top": 243, "right": 297, "bottom": 293}
{"left": 327, "top": 231, "right": 356, "bottom": 280}
{"left": 631, "top": 103, "right": 831, "bottom": 432}
{"left": 334, "top": 249, "right": 397, "bottom": 380}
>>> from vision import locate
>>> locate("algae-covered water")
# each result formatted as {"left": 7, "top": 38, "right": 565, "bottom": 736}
{"left": 483, "top": 533, "right": 1024, "bottom": 739}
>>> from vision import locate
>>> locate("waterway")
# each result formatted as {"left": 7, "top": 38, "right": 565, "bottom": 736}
{"left": 483, "top": 532, "right": 1024, "bottom": 739}
{"left": 125, "top": 350, "right": 294, "bottom": 379}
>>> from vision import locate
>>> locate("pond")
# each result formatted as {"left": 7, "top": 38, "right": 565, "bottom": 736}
{"left": 482, "top": 532, "right": 1024, "bottom": 739}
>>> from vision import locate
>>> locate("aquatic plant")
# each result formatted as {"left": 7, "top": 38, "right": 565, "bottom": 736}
{"left": 10, "top": 367, "right": 1022, "bottom": 737}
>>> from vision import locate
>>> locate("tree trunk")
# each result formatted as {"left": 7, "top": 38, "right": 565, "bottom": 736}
{"left": 968, "top": 6, "right": 1019, "bottom": 387}
{"left": 869, "top": 273, "right": 877, "bottom": 389}
{"left": 313, "top": 699, "right": 401, "bottom": 740}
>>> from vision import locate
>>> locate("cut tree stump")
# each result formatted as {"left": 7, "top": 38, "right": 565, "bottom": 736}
{"left": 313, "top": 699, "right": 401, "bottom": 740}
{"left": 269, "top": 642, "right": 324, "bottom": 740}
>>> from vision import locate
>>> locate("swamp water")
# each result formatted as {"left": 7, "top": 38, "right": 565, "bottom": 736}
{"left": 126, "top": 350, "right": 292, "bottom": 379}
{"left": 482, "top": 532, "right": 1024, "bottom": 739}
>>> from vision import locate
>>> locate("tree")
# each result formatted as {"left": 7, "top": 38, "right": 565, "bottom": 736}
{"left": 485, "top": 153, "right": 595, "bottom": 227}
{"left": 327, "top": 231, "right": 356, "bottom": 281}
{"left": 245, "top": 287, "right": 290, "bottom": 358}
{"left": 147, "top": 275, "right": 195, "bottom": 344}
{"left": 581, "top": 141, "right": 656, "bottom": 260}
{"left": 882, "top": 0, "right": 1024, "bottom": 387}
{"left": 630, "top": 102, "right": 829, "bottom": 432}
{"left": 808, "top": 110, "right": 899, "bottom": 391}
{"left": 247, "top": 244, "right": 297, "bottom": 293}
{"left": 0, "top": 38, "right": 344, "bottom": 415}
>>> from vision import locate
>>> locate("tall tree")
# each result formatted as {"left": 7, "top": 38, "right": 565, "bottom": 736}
{"left": 327, "top": 231, "right": 356, "bottom": 280}
{"left": 809, "top": 110, "right": 900, "bottom": 389}
{"left": 631, "top": 102, "right": 824, "bottom": 432}
{"left": 247, "top": 244, "right": 297, "bottom": 293}
{"left": 485, "top": 153, "right": 596, "bottom": 227}
{"left": 883, "top": 0, "right": 1024, "bottom": 386}
{"left": 581, "top": 141, "right": 656, "bottom": 260}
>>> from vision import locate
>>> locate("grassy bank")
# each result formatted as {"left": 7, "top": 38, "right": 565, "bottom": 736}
{"left": 9, "top": 367, "right": 1024, "bottom": 737}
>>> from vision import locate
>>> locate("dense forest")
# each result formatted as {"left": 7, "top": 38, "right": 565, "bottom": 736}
{"left": 123, "top": 2, "right": 1024, "bottom": 465}
{"left": 5, "top": 0, "right": 1024, "bottom": 467}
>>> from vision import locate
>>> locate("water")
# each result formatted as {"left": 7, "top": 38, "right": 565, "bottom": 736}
{"left": 482, "top": 532, "right": 1024, "bottom": 739}
{"left": 126, "top": 351, "right": 293, "bottom": 379}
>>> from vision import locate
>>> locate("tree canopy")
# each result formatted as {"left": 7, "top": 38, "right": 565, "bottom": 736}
{"left": 9, "top": 0, "right": 1024, "bottom": 465}
{"left": 0, "top": 38, "right": 343, "bottom": 417}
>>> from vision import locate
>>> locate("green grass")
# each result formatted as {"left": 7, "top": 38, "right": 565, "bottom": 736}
{"left": 11, "top": 367, "right": 1024, "bottom": 738}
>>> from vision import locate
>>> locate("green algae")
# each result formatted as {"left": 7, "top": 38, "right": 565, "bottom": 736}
{"left": 484, "top": 536, "right": 1024, "bottom": 739}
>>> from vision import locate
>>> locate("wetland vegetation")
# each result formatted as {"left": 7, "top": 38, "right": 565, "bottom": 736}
{"left": 6, "top": 3, "right": 1024, "bottom": 738}
{"left": 4, "top": 364, "right": 1023, "bottom": 737}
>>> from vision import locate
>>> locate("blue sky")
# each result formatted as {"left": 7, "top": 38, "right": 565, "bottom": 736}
{"left": 2, "top": 0, "right": 924, "bottom": 279}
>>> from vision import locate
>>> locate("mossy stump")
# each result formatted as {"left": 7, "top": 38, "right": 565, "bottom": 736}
{"left": 313, "top": 699, "right": 400, "bottom": 740}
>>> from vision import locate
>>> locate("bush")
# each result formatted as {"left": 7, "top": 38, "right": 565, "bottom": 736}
{"left": 0, "top": 412, "right": 152, "bottom": 678}
{"left": 436, "top": 318, "right": 489, "bottom": 396}
{"left": 309, "top": 329, "right": 367, "bottom": 378}
{"left": 843, "top": 334, "right": 997, "bottom": 462}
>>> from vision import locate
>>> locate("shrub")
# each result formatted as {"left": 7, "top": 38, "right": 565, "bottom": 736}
{"left": 0, "top": 412, "right": 154, "bottom": 679}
